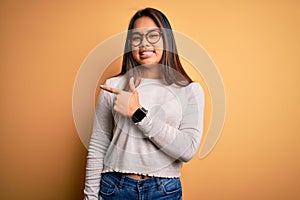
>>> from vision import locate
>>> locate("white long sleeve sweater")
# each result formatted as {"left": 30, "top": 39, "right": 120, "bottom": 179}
{"left": 84, "top": 76, "right": 204, "bottom": 199}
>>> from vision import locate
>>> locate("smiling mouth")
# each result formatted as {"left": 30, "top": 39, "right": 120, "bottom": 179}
{"left": 139, "top": 50, "right": 155, "bottom": 58}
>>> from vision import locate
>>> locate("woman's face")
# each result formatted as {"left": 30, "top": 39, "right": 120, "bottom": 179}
{"left": 131, "top": 16, "right": 164, "bottom": 66}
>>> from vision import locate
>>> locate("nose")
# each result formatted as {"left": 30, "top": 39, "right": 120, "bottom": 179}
{"left": 140, "top": 35, "right": 150, "bottom": 47}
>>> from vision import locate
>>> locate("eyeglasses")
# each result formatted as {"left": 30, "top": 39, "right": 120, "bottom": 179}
{"left": 130, "top": 29, "right": 162, "bottom": 47}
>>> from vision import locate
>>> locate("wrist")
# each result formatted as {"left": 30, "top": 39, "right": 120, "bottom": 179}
{"left": 130, "top": 104, "right": 141, "bottom": 117}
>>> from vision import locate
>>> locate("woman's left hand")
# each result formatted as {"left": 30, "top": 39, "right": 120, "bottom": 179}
{"left": 100, "top": 78, "right": 141, "bottom": 117}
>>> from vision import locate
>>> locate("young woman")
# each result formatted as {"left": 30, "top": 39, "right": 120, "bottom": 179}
{"left": 84, "top": 7, "right": 204, "bottom": 200}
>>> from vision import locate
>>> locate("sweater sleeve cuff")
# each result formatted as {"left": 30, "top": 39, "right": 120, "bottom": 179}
{"left": 136, "top": 105, "right": 165, "bottom": 138}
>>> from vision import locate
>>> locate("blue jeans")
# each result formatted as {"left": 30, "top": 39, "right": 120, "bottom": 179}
{"left": 100, "top": 172, "right": 182, "bottom": 200}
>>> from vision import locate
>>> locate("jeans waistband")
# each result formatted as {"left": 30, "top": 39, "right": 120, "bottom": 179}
{"left": 102, "top": 172, "right": 176, "bottom": 190}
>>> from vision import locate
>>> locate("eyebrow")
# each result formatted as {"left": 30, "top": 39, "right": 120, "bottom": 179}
{"left": 131, "top": 28, "right": 160, "bottom": 35}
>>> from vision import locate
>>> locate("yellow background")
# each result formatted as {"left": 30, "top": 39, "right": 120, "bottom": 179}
{"left": 1, "top": 0, "right": 299, "bottom": 199}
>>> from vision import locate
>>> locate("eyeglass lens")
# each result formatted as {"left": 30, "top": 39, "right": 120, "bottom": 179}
{"left": 130, "top": 30, "right": 161, "bottom": 46}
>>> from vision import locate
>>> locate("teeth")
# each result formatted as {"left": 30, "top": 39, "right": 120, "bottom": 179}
{"left": 142, "top": 51, "right": 153, "bottom": 55}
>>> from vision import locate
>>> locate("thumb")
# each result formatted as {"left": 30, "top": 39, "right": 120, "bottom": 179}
{"left": 129, "top": 77, "right": 136, "bottom": 92}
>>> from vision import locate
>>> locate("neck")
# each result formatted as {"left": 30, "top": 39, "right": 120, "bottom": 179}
{"left": 141, "top": 64, "right": 162, "bottom": 79}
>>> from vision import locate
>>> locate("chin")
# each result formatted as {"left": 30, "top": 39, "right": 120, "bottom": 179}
{"left": 140, "top": 61, "right": 159, "bottom": 67}
{"left": 137, "top": 57, "right": 160, "bottom": 65}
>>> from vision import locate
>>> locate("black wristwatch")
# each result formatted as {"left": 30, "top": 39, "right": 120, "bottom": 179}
{"left": 132, "top": 107, "right": 148, "bottom": 123}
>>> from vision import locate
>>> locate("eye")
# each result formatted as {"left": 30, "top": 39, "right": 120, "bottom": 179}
{"left": 132, "top": 35, "right": 141, "bottom": 41}
{"left": 148, "top": 33, "right": 160, "bottom": 39}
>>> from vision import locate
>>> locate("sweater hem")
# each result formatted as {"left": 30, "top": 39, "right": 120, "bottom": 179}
{"left": 101, "top": 168, "right": 180, "bottom": 178}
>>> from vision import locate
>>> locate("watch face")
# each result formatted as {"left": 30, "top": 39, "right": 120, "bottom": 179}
{"left": 132, "top": 107, "right": 147, "bottom": 123}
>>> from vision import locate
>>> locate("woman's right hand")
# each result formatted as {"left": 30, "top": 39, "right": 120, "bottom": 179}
{"left": 100, "top": 78, "right": 141, "bottom": 117}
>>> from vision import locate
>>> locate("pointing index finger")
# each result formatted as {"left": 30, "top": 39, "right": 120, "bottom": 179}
{"left": 100, "top": 85, "right": 120, "bottom": 94}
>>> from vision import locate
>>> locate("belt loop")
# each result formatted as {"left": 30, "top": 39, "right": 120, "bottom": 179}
{"left": 155, "top": 177, "right": 161, "bottom": 188}
{"left": 119, "top": 174, "right": 125, "bottom": 188}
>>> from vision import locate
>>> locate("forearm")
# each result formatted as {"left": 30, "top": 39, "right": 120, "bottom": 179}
{"left": 137, "top": 83, "right": 205, "bottom": 162}
{"left": 137, "top": 107, "right": 203, "bottom": 162}
{"left": 84, "top": 131, "right": 110, "bottom": 199}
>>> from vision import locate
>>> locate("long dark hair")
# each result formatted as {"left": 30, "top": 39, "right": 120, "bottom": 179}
{"left": 118, "top": 7, "right": 192, "bottom": 87}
